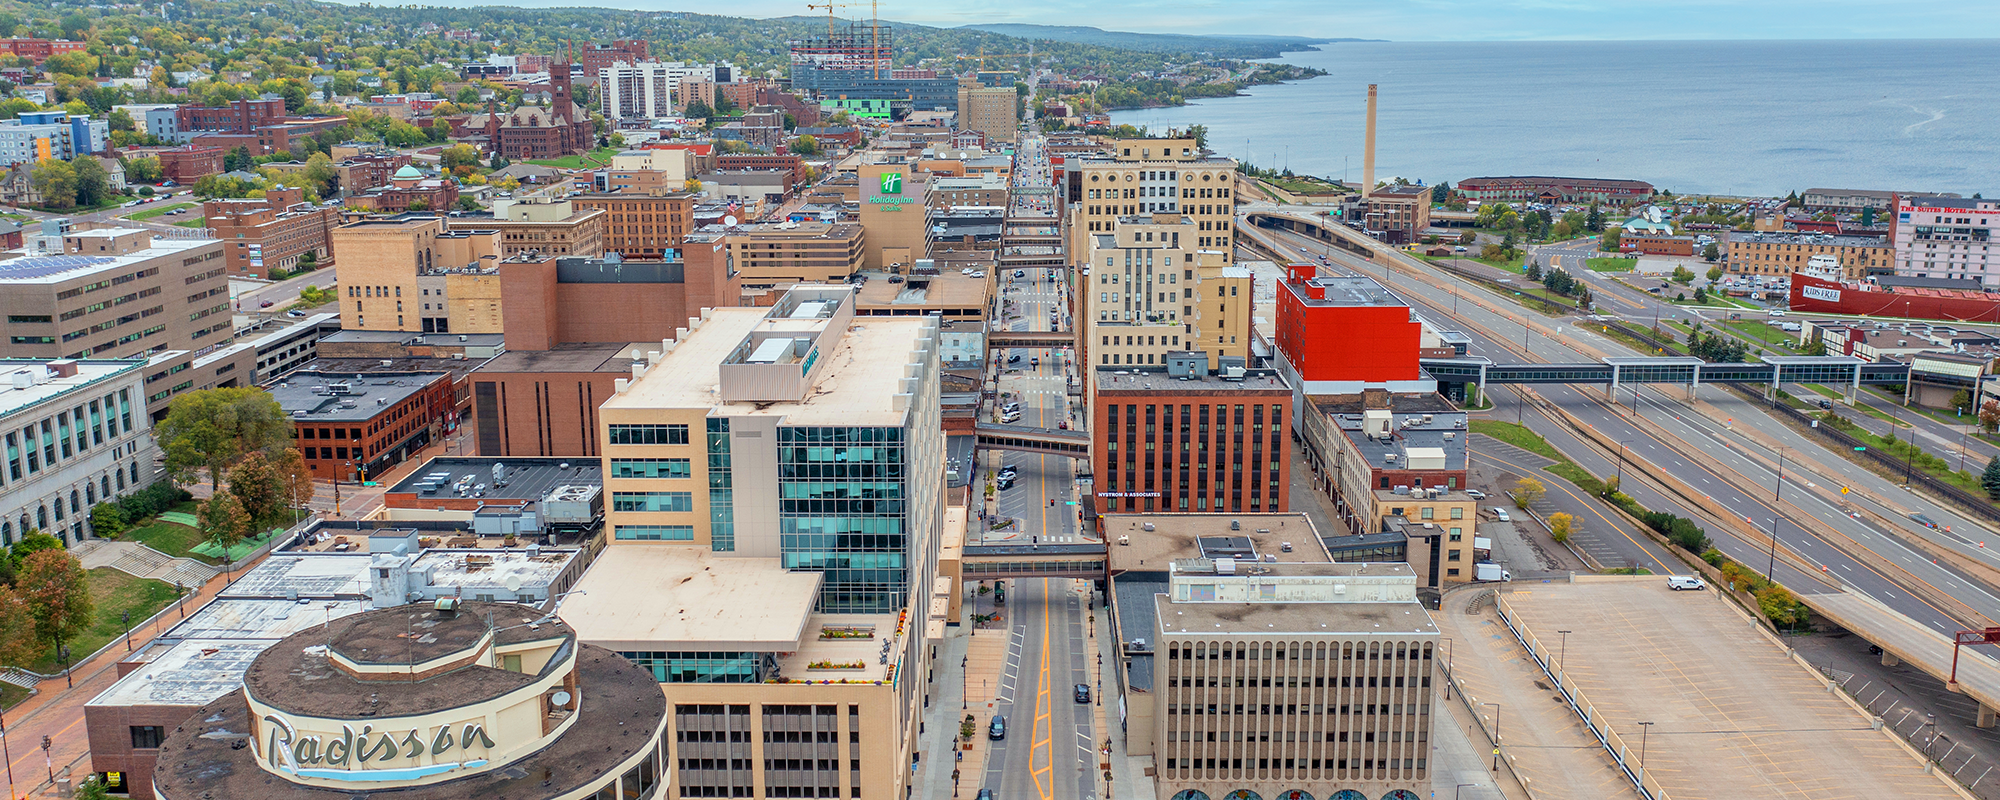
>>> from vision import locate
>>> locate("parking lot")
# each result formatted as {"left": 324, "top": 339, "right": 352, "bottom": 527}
{"left": 1497, "top": 578, "right": 1961, "bottom": 799}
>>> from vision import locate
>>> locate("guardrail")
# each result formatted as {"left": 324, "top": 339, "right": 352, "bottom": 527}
{"left": 1825, "top": 665, "right": 2000, "bottom": 798}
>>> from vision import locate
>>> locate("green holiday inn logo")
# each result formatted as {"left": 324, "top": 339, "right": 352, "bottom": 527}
{"left": 879, "top": 172, "right": 903, "bottom": 195}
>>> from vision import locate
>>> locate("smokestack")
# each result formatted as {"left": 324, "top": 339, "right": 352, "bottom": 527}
{"left": 1362, "top": 84, "right": 1377, "bottom": 200}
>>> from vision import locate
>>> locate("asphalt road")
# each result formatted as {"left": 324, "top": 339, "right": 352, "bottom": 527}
{"left": 980, "top": 578, "right": 1096, "bottom": 800}
{"left": 1249, "top": 218, "right": 2000, "bottom": 642}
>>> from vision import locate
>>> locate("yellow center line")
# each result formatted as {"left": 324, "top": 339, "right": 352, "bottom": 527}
{"left": 1032, "top": 577, "right": 1055, "bottom": 800}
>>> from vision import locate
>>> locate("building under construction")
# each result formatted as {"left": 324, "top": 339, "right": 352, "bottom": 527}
{"left": 789, "top": 22, "right": 892, "bottom": 79}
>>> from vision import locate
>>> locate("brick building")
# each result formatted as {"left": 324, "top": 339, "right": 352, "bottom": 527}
{"left": 445, "top": 197, "right": 606, "bottom": 259}
{"left": 174, "top": 98, "right": 286, "bottom": 138}
{"left": 0, "top": 39, "right": 85, "bottom": 63}
{"left": 345, "top": 164, "right": 461, "bottom": 212}
{"left": 1619, "top": 233, "right": 1697, "bottom": 257}
{"left": 1727, "top": 230, "right": 1893, "bottom": 280}
{"left": 717, "top": 153, "right": 803, "bottom": 187}
{"left": 270, "top": 370, "right": 457, "bottom": 481}
{"left": 1456, "top": 175, "right": 1653, "bottom": 205}
{"left": 575, "top": 39, "right": 649, "bottom": 72}
{"left": 1345, "top": 184, "right": 1432, "bottom": 245}
{"left": 330, "top": 215, "right": 502, "bottom": 333}
{"left": 0, "top": 230, "right": 230, "bottom": 360}
{"left": 570, "top": 192, "right": 692, "bottom": 258}
{"left": 459, "top": 63, "right": 591, "bottom": 160}
{"left": 201, "top": 186, "right": 339, "bottom": 277}
{"left": 157, "top": 146, "right": 224, "bottom": 184}
{"left": 1091, "top": 367, "right": 1292, "bottom": 515}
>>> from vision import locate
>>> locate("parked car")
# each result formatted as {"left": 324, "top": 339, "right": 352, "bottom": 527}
{"left": 977, "top": 790, "right": 995, "bottom": 800}
{"left": 1667, "top": 576, "right": 1707, "bottom": 591}
{"left": 287, "top": 309, "right": 306, "bottom": 318}
{"left": 1493, "top": 508, "right": 1511, "bottom": 522}
{"left": 989, "top": 716, "right": 1006, "bottom": 740}
{"left": 1464, "top": 489, "right": 1487, "bottom": 500}
{"left": 1074, "top": 684, "right": 1091, "bottom": 703}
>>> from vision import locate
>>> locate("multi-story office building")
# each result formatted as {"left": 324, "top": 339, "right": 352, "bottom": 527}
{"left": 1145, "top": 558, "right": 1438, "bottom": 800}
{"left": 710, "top": 220, "right": 866, "bottom": 288}
{"left": 1066, "top": 138, "right": 1237, "bottom": 267}
{"left": 1091, "top": 365, "right": 1291, "bottom": 515}
{"left": 330, "top": 215, "right": 502, "bottom": 333}
{"left": 270, "top": 370, "right": 456, "bottom": 481}
{"left": 564, "top": 284, "right": 944, "bottom": 800}
{"left": 0, "top": 111, "right": 107, "bottom": 167}
{"left": 201, "top": 186, "right": 338, "bottom": 277}
{"left": 1804, "top": 188, "right": 1955, "bottom": 213}
{"left": 1273, "top": 266, "right": 1432, "bottom": 406}
{"left": 1892, "top": 196, "right": 2000, "bottom": 287}
{"left": 956, "top": 75, "right": 1017, "bottom": 144}
{"left": 0, "top": 229, "right": 230, "bottom": 360}
{"left": 928, "top": 174, "right": 1010, "bottom": 211}
{"left": 157, "top": 145, "right": 224, "bottom": 184}
{"left": 1300, "top": 389, "right": 1471, "bottom": 539}
{"left": 1080, "top": 214, "right": 1252, "bottom": 373}
{"left": 1455, "top": 175, "right": 1653, "bottom": 204}
{"left": 570, "top": 192, "right": 693, "bottom": 258}
{"left": 0, "top": 358, "right": 156, "bottom": 546}
{"left": 577, "top": 39, "right": 652, "bottom": 72}
{"left": 599, "top": 61, "right": 679, "bottom": 121}
{"left": 496, "top": 246, "right": 740, "bottom": 352}
{"left": 1725, "top": 230, "right": 1893, "bottom": 280}
{"left": 171, "top": 98, "right": 286, "bottom": 142}
{"left": 1344, "top": 183, "right": 1433, "bottom": 245}
{"left": 446, "top": 197, "right": 607, "bottom": 259}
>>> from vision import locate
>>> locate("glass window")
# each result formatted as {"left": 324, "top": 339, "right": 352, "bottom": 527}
{"left": 607, "top": 424, "right": 691, "bottom": 445}
{"left": 610, "top": 458, "right": 692, "bottom": 479}
{"left": 614, "top": 525, "right": 695, "bottom": 541}
{"left": 611, "top": 492, "right": 694, "bottom": 513}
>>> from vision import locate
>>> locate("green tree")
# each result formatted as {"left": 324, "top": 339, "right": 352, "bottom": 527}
{"left": 228, "top": 451, "right": 283, "bottom": 524}
{"left": 1600, "top": 228, "right": 1623, "bottom": 251}
{"left": 197, "top": 491, "right": 251, "bottom": 558}
{"left": 73, "top": 774, "right": 115, "bottom": 800}
{"left": 31, "top": 157, "right": 77, "bottom": 209}
{"left": 1693, "top": 286, "right": 1708, "bottom": 302}
{"left": 9, "top": 531, "right": 63, "bottom": 569}
{"left": 157, "top": 387, "right": 294, "bottom": 489}
{"left": 1514, "top": 477, "right": 1545, "bottom": 507}
{"left": 15, "top": 549, "right": 93, "bottom": 664}
{"left": 1984, "top": 456, "right": 2000, "bottom": 501}
{"left": 455, "top": 86, "right": 481, "bottom": 105}
{"left": 787, "top": 134, "right": 819, "bottom": 156}
{"left": 1185, "top": 123, "right": 1208, "bottom": 149}
{"left": 71, "top": 155, "right": 110, "bottom": 207}
{"left": 88, "top": 503, "right": 127, "bottom": 539}
{"left": 1585, "top": 204, "right": 1605, "bottom": 232}
{"left": 1706, "top": 265, "right": 1725, "bottom": 282}
{"left": 124, "top": 155, "right": 162, "bottom": 184}
{"left": 223, "top": 145, "right": 253, "bottom": 172}
{"left": 302, "top": 151, "right": 338, "bottom": 195}
{"left": 440, "top": 143, "right": 480, "bottom": 171}
{"left": 1703, "top": 243, "right": 1722, "bottom": 263}
{"left": 1951, "top": 389, "right": 1974, "bottom": 414}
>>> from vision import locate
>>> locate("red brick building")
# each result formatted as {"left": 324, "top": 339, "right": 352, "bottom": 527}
{"left": 461, "top": 69, "right": 591, "bottom": 161}
{"left": 346, "top": 165, "right": 461, "bottom": 212}
{"left": 575, "top": 39, "right": 649, "bottom": 72}
{"left": 1090, "top": 368, "right": 1292, "bottom": 515}
{"left": 272, "top": 371, "right": 457, "bottom": 481}
{"left": 175, "top": 98, "right": 286, "bottom": 138}
{"left": 202, "top": 186, "right": 339, "bottom": 277}
{"left": 569, "top": 192, "right": 693, "bottom": 258}
{"left": 0, "top": 38, "right": 85, "bottom": 63}
{"left": 718, "top": 153, "right": 803, "bottom": 186}
{"left": 1274, "top": 265, "right": 1423, "bottom": 392}
{"left": 158, "top": 146, "right": 224, "bottom": 184}
{"left": 1619, "top": 233, "right": 1697, "bottom": 256}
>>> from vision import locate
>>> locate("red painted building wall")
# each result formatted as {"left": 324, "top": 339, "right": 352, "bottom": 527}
{"left": 1276, "top": 264, "right": 1422, "bottom": 383}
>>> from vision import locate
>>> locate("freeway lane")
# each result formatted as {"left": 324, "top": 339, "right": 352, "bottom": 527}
{"left": 1250, "top": 221, "right": 1997, "bottom": 639}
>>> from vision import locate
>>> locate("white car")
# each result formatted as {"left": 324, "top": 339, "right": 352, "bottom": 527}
{"left": 1493, "top": 509, "right": 1511, "bottom": 522}
{"left": 1666, "top": 576, "right": 1707, "bottom": 591}
{"left": 1464, "top": 489, "right": 1487, "bottom": 500}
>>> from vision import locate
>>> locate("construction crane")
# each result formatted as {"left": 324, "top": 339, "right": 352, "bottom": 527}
{"left": 804, "top": 1, "right": 851, "bottom": 39}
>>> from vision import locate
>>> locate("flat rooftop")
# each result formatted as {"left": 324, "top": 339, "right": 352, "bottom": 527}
{"left": 1485, "top": 579, "right": 1959, "bottom": 799}
{"left": 407, "top": 547, "right": 576, "bottom": 591}
{"left": 1105, "top": 513, "right": 1328, "bottom": 573}
{"left": 1095, "top": 368, "right": 1290, "bottom": 392}
{"left": 0, "top": 360, "right": 143, "bottom": 418}
{"left": 0, "top": 236, "right": 216, "bottom": 284}
{"left": 603, "top": 306, "right": 931, "bottom": 428}
{"left": 476, "top": 342, "right": 642, "bottom": 374}
{"left": 386, "top": 456, "right": 603, "bottom": 500}
{"left": 775, "top": 613, "right": 899, "bottom": 681}
{"left": 1728, "top": 230, "right": 1891, "bottom": 248}
{"left": 1284, "top": 275, "right": 1407, "bottom": 307}
{"left": 1324, "top": 406, "right": 1469, "bottom": 473}
{"left": 563, "top": 548, "right": 820, "bottom": 651}
{"left": 162, "top": 597, "right": 372, "bottom": 641}
{"left": 268, "top": 371, "right": 447, "bottom": 423}
{"left": 1156, "top": 591, "right": 1436, "bottom": 638}
{"left": 218, "top": 553, "right": 372, "bottom": 599}
{"left": 317, "top": 330, "right": 506, "bottom": 347}
{"left": 855, "top": 270, "right": 990, "bottom": 310}
{"left": 85, "top": 639, "right": 271, "bottom": 708}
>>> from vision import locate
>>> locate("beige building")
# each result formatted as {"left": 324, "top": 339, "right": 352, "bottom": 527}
{"left": 716, "top": 221, "right": 867, "bottom": 289}
{"left": 330, "top": 215, "right": 502, "bottom": 333}
{"left": 956, "top": 76, "right": 1017, "bottom": 144}
{"left": 1726, "top": 230, "right": 1893, "bottom": 279}
{"left": 0, "top": 229, "right": 230, "bottom": 360}
{"left": 1068, "top": 137, "right": 1237, "bottom": 267}
{"left": 446, "top": 196, "right": 607, "bottom": 259}
{"left": 858, "top": 162, "right": 932, "bottom": 273}
{"left": 564, "top": 284, "right": 948, "bottom": 800}
{"left": 608, "top": 149, "right": 694, "bottom": 186}
{"left": 1081, "top": 213, "right": 1253, "bottom": 373}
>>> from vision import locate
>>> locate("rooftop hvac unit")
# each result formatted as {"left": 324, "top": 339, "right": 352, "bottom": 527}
{"left": 1230, "top": 520, "right": 1241, "bottom": 531}
{"left": 1118, "top": 535, "right": 1130, "bottom": 545}
{"left": 1142, "top": 523, "right": 1155, "bottom": 531}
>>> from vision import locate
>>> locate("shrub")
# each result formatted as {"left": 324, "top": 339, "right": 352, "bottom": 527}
{"left": 1701, "top": 548, "right": 1725, "bottom": 568}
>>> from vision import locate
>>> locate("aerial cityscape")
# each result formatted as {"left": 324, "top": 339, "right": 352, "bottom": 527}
{"left": 0, "top": 2, "right": 1992, "bottom": 800}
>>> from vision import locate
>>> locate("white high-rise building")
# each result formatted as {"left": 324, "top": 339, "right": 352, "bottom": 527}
{"left": 599, "top": 61, "right": 731, "bottom": 121}
{"left": 1893, "top": 196, "right": 2000, "bottom": 287}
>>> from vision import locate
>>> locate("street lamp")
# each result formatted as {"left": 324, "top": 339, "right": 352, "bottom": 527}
{"left": 1557, "top": 630, "right": 1572, "bottom": 677}
{"left": 1766, "top": 517, "right": 1784, "bottom": 583}
{"left": 1774, "top": 447, "right": 1787, "bottom": 503}
{"left": 1614, "top": 441, "right": 1631, "bottom": 493}
{"left": 962, "top": 655, "right": 969, "bottom": 710}
{"left": 1636, "top": 721, "right": 1655, "bottom": 779}
{"left": 123, "top": 610, "right": 133, "bottom": 652}
{"left": 1483, "top": 702, "right": 1503, "bottom": 771}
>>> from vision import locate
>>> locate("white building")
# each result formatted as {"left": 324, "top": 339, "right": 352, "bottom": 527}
{"left": 1893, "top": 196, "right": 2000, "bottom": 287}
{"left": 0, "top": 358, "right": 159, "bottom": 546}
{"left": 597, "top": 61, "right": 727, "bottom": 121}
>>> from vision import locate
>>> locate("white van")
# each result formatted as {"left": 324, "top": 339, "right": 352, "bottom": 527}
{"left": 1768, "top": 309, "right": 1787, "bottom": 317}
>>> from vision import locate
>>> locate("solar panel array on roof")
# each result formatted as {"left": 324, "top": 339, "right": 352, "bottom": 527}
{"left": 0, "top": 255, "right": 117, "bottom": 280}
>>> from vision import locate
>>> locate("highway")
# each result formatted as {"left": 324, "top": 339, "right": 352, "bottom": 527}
{"left": 1244, "top": 214, "right": 2000, "bottom": 643}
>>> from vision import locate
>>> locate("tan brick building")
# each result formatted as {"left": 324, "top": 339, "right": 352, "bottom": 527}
{"left": 570, "top": 192, "right": 693, "bottom": 259}
{"left": 0, "top": 230, "right": 230, "bottom": 359}
{"left": 1068, "top": 138, "right": 1237, "bottom": 266}
{"left": 201, "top": 186, "right": 338, "bottom": 277}
{"left": 1726, "top": 230, "right": 1893, "bottom": 279}
{"left": 445, "top": 196, "right": 606, "bottom": 259}
{"left": 330, "top": 215, "right": 501, "bottom": 333}
{"left": 957, "top": 75, "right": 1017, "bottom": 144}
{"left": 714, "top": 220, "right": 866, "bottom": 288}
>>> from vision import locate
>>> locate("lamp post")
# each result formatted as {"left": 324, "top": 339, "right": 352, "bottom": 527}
{"left": 58, "top": 639, "right": 71, "bottom": 689}
{"left": 1443, "top": 637, "right": 1455, "bottom": 700}
{"left": 123, "top": 610, "right": 133, "bottom": 652}
{"left": 1483, "top": 702, "right": 1503, "bottom": 771}
{"left": 41, "top": 735, "right": 52, "bottom": 784}
{"left": 1774, "top": 447, "right": 1786, "bottom": 503}
{"left": 1557, "top": 630, "right": 1572, "bottom": 677}
{"left": 1766, "top": 517, "right": 1783, "bottom": 583}
{"left": 1, "top": 703, "right": 16, "bottom": 789}
{"left": 1614, "top": 441, "right": 1631, "bottom": 492}
{"left": 1636, "top": 721, "right": 1655, "bottom": 780}
{"left": 962, "top": 655, "right": 969, "bottom": 710}
{"left": 1924, "top": 714, "right": 1938, "bottom": 763}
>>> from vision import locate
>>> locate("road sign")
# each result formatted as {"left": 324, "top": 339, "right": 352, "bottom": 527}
{"left": 1855, "top": 447, "right": 1867, "bottom": 451}
{"left": 1841, "top": 486, "right": 1849, "bottom": 495}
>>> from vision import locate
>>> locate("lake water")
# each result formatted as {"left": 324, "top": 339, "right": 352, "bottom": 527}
{"left": 1111, "top": 39, "right": 2000, "bottom": 197}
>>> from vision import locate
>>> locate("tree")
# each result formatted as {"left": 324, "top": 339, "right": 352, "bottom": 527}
{"left": 1693, "top": 287, "right": 1708, "bottom": 303}
{"left": 1984, "top": 457, "right": 2000, "bottom": 501}
{"left": 1548, "top": 512, "right": 1574, "bottom": 544}
{"left": 1703, "top": 243, "right": 1722, "bottom": 263}
{"left": 455, "top": 86, "right": 481, "bottom": 105}
{"left": 31, "top": 158, "right": 76, "bottom": 209}
{"left": 228, "top": 451, "right": 283, "bottom": 524}
{"left": 1982, "top": 400, "right": 2000, "bottom": 435}
{"left": 1951, "top": 389, "right": 1974, "bottom": 414}
{"left": 683, "top": 100, "right": 713, "bottom": 121}
{"left": 157, "top": 387, "right": 294, "bottom": 489}
{"left": 71, "top": 155, "right": 110, "bottom": 207}
{"left": 89, "top": 503, "right": 127, "bottom": 539}
{"left": 489, "top": 153, "right": 509, "bottom": 170}
{"left": 124, "top": 155, "right": 163, "bottom": 184}
{"left": 1457, "top": 231, "right": 1475, "bottom": 246}
{"left": 10, "top": 532, "right": 63, "bottom": 568}
{"left": 1431, "top": 182, "right": 1449, "bottom": 204}
{"left": 15, "top": 549, "right": 93, "bottom": 663}
{"left": 1585, "top": 204, "right": 1605, "bottom": 232}
{"left": 786, "top": 134, "right": 819, "bottom": 155}
{"left": 274, "top": 448, "right": 315, "bottom": 512}
{"left": 0, "top": 589, "right": 39, "bottom": 671}
{"left": 223, "top": 146, "right": 253, "bottom": 172}
{"left": 1706, "top": 266, "right": 1725, "bottom": 284}
{"left": 1514, "top": 477, "right": 1545, "bottom": 507}
{"left": 198, "top": 492, "right": 251, "bottom": 558}
{"left": 441, "top": 143, "right": 480, "bottom": 171}
{"left": 1599, "top": 228, "right": 1623, "bottom": 251}
{"left": 302, "top": 152, "right": 338, "bottom": 196}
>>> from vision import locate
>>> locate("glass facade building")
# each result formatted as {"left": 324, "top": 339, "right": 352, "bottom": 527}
{"left": 707, "top": 417, "right": 735, "bottom": 553}
{"left": 776, "top": 426, "right": 908, "bottom": 614}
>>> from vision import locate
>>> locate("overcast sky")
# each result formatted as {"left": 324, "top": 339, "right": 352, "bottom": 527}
{"left": 435, "top": 0, "right": 2000, "bottom": 40}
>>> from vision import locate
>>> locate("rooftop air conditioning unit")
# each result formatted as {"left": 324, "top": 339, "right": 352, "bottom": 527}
{"left": 1118, "top": 535, "right": 1130, "bottom": 545}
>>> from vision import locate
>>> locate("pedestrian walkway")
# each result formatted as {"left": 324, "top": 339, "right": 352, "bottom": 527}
{"left": 78, "top": 540, "right": 220, "bottom": 588}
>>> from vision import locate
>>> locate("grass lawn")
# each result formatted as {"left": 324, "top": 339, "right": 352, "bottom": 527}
{"left": 124, "top": 202, "right": 194, "bottom": 221}
{"left": 20, "top": 569, "right": 178, "bottom": 674}
{"left": 0, "top": 683, "right": 25, "bottom": 710}
{"left": 1420, "top": 253, "right": 1527, "bottom": 273}
{"left": 173, "top": 218, "right": 207, "bottom": 228}
{"left": 1586, "top": 257, "right": 1638, "bottom": 272}
{"left": 1720, "top": 320, "right": 1800, "bottom": 353}
{"left": 1263, "top": 176, "right": 1345, "bottom": 196}
{"left": 1588, "top": 321, "right": 1685, "bottom": 356}
{"left": 123, "top": 516, "right": 206, "bottom": 560}
{"left": 525, "top": 146, "right": 619, "bottom": 169}
{"left": 1470, "top": 420, "right": 1560, "bottom": 460}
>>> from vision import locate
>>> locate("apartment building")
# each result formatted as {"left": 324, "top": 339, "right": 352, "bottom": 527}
{"left": 928, "top": 173, "right": 1010, "bottom": 211}
{"left": 157, "top": 146, "right": 224, "bottom": 184}
{"left": 269, "top": 370, "right": 456, "bottom": 480}
{"left": 1892, "top": 196, "right": 2000, "bottom": 287}
{"left": 446, "top": 197, "right": 607, "bottom": 259}
{"left": 715, "top": 221, "right": 866, "bottom": 288}
{"left": 0, "top": 358, "right": 156, "bottom": 546}
{"left": 1456, "top": 175, "right": 1653, "bottom": 204}
{"left": 1091, "top": 365, "right": 1291, "bottom": 515}
{"left": 1803, "top": 188, "right": 1956, "bottom": 213}
{"left": 1081, "top": 214, "right": 1252, "bottom": 372}
{"left": 956, "top": 75, "right": 1017, "bottom": 144}
{"left": 1726, "top": 230, "right": 1893, "bottom": 280}
{"left": 1146, "top": 559, "right": 1437, "bottom": 800}
{"left": 330, "top": 215, "right": 501, "bottom": 333}
{"left": 570, "top": 192, "right": 693, "bottom": 258}
{"left": 563, "top": 284, "right": 944, "bottom": 800}
{"left": 0, "top": 229, "right": 230, "bottom": 360}
{"left": 1067, "top": 138, "right": 1237, "bottom": 267}
{"left": 599, "top": 61, "right": 678, "bottom": 120}
{"left": 0, "top": 111, "right": 107, "bottom": 167}
{"left": 201, "top": 186, "right": 338, "bottom": 277}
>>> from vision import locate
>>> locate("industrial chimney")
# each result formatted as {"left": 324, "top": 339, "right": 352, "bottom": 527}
{"left": 1362, "top": 84, "right": 1377, "bottom": 200}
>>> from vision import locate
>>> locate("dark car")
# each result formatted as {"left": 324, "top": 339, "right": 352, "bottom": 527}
{"left": 1074, "top": 684, "right": 1091, "bottom": 703}
{"left": 1007, "top": 354, "right": 1022, "bottom": 364}
{"left": 977, "top": 791, "right": 995, "bottom": 800}
{"left": 259, "top": 300, "right": 273, "bottom": 308}
{"left": 988, "top": 716, "right": 1006, "bottom": 740}
{"left": 997, "top": 477, "right": 1016, "bottom": 491}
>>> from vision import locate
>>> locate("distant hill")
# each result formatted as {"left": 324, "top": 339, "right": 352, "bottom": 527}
{"left": 957, "top": 23, "right": 1379, "bottom": 58}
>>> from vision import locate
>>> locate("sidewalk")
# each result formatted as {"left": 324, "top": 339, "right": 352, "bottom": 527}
{"left": 915, "top": 586, "right": 1012, "bottom": 800}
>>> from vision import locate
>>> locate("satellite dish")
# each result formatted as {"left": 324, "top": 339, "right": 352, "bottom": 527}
{"left": 550, "top": 690, "right": 572, "bottom": 707}
{"left": 503, "top": 574, "right": 523, "bottom": 593}
{"left": 723, "top": 215, "right": 739, "bottom": 227}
